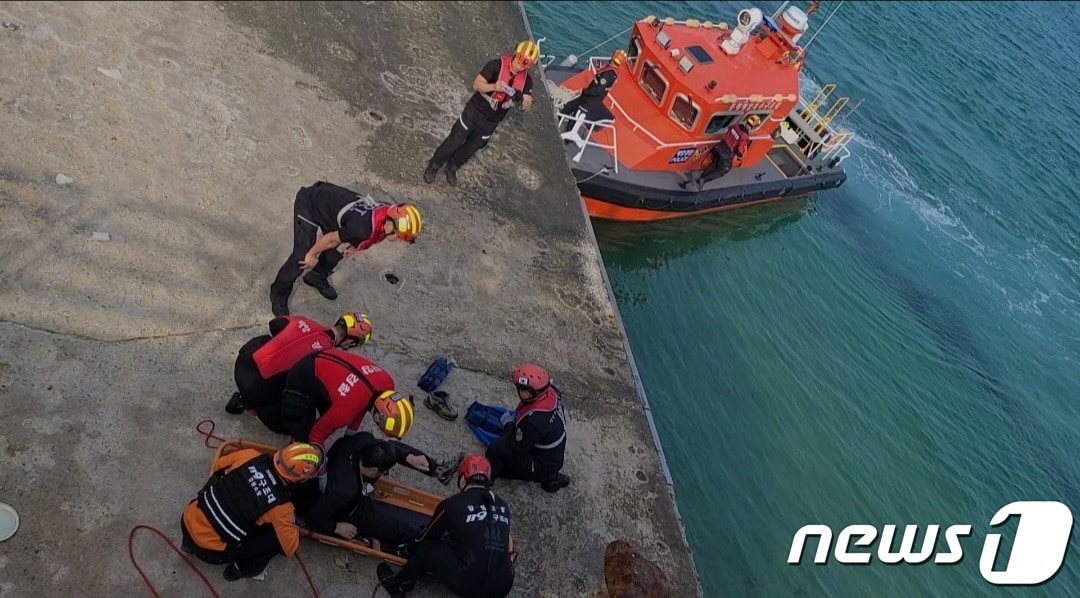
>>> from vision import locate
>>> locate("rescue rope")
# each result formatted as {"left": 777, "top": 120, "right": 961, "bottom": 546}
{"left": 571, "top": 26, "right": 632, "bottom": 60}
{"left": 125, "top": 419, "right": 321, "bottom": 597}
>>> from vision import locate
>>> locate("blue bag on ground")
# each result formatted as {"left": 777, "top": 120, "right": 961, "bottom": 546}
{"left": 465, "top": 401, "right": 515, "bottom": 447}
{"left": 417, "top": 356, "right": 455, "bottom": 393}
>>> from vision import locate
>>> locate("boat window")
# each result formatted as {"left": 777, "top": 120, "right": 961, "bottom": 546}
{"left": 639, "top": 62, "right": 667, "bottom": 105}
{"left": 669, "top": 94, "right": 700, "bottom": 130}
{"left": 704, "top": 112, "right": 741, "bottom": 135}
{"left": 628, "top": 36, "right": 642, "bottom": 66}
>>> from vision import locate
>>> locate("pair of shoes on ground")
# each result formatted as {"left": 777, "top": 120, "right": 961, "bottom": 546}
{"left": 433, "top": 452, "right": 465, "bottom": 486}
{"left": 423, "top": 391, "right": 458, "bottom": 421}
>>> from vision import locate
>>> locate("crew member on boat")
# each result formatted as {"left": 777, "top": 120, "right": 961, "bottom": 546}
{"left": 681, "top": 114, "right": 761, "bottom": 190}
{"left": 423, "top": 41, "right": 538, "bottom": 188}
{"left": 559, "top": 49, "right": 627, "bottom": 123}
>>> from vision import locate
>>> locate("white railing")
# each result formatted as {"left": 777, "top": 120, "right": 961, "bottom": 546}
{"left": 554, "top": 109, "right": 620, "bottom": 173}
{"left": 792, "top": 92, "right": 855, "bottom": 165}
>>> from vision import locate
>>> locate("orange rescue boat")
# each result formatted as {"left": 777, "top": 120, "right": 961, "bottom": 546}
{"left": 537, "top": 2, "right": 858, "bottom": 222}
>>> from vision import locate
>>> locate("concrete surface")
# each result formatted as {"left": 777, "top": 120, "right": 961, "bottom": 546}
{"left": 0, "top": 1, "right": 702, "bottom": 597}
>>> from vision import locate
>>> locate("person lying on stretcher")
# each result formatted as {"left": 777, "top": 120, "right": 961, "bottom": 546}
{"left": 297, "top": 431, "right": 462, "bottom": 556}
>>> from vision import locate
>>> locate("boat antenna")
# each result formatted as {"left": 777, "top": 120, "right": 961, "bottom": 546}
{"left": 803, "top": 1, "right": 843, "bottom": 52}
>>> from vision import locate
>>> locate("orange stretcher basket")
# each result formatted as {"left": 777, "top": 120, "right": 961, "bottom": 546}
{"left": 211, "top": 439, "right": 442, "bottom": 566}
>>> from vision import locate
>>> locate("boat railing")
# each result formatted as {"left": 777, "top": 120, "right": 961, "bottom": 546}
{"left": 555, "top": 109, "right": 620, "bottom": 173}
{"left": 792, "top": 88, "right": 854, "bottom": 165}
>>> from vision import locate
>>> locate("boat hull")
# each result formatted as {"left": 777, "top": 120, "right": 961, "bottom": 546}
{"left": 574, "top": 166, "right": 845, "bottom": 222}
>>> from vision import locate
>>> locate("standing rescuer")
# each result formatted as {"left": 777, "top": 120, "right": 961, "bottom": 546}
{"left": 422, "top": 40, "right": 539, "bottom": 187}
{"left": 180, "top": 442, "right": 325, "bottom": 581}
{"left": 269, "top": 181, "right": 422, "bottom": 318}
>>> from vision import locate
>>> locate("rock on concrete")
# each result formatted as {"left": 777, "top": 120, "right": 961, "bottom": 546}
{"left": 0, "top": 1, "right": 701, "bottom": 597}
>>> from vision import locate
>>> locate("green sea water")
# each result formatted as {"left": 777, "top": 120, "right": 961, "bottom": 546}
{"left": 525, "top": 1, "right": 1080, "bottom": 596}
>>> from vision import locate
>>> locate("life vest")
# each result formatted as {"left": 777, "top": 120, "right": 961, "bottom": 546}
{"left": 487, "top": 56, "right": 528, "bottom": 111}
{"left": 722, "top": 124, "right": 751, "bottom": 157}
{"left": 252, "top": 316, "right": 334, "bottom": 378}
{"left": 515, "top": 385, "right": 566, "bottom": 451}
{"left": 312, "top": 350, "right": 393, "bottom": 407}
{"left": 196, "top": 454, "right": 290, "bottom": 550}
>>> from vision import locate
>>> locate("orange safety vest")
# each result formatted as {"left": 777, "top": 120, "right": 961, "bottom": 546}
{"left": 487, "top": 56, "right": 528, "bottom": 110}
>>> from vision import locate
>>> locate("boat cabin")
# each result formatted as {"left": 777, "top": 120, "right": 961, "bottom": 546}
{"left": 557, "top": 7, "right": 818, "bottom": 174}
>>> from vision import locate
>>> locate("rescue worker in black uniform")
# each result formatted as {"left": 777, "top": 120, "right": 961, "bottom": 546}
{"left": 224, "top": 312, "right": 372, "bottom": 434}
{"left": 376, "top": 454, "right": 515, "bottom": 598}
{"left": 422, "top": 41, "right": 538, "bottom": 188}
{"left": 559, "top": 49, "right": 627, "bottom": 124}
{"left": 680, "top": 114, "right": 761, "bottom": 190}
{"left": 298, "top": 430, "right": 461, "bottom": 555}
{"left": 180, "top": 442, "right": 325, "bottom": 581}
{"left": 485, "top": 363, "right": 570, "bottom": 493}
{"left": 269, "top": 180, "right": 422, "bottom": 317}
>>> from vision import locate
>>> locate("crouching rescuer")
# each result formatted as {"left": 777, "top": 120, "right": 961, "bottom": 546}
{"left": 179, "top": 442, "right": 325, "bottom": 581}
{"left": 485, "top": 364, "right": 570, "bottom": 493}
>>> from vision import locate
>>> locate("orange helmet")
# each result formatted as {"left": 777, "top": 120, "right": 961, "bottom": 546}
{"left": 611, "top": 49, "right": 628, "bottom": 67}
{"left": 335, "top": 312, "right": 372, "bottom": 347}
{"left": 385, "top": 204, "right": 422, "bottom": 243}
{"left": 373, "top": 390, "right": 415, "bottom": 438}
{"left": 273, "top": 442, "right": 325, "bottom": 484}
{"left": 459, "top": 454, "right": 492, "bottom": 485}
{"left": 511, "top": 363, "right": 549, "bottom": 393}
{"left": 514, "top": 40, "right": 540, "bottom": 68}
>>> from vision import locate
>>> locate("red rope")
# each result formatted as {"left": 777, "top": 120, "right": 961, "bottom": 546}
{"left": 196, "top": 418, "right": 227, "bottom": 449}
{"left": 128, "top": 524, "right": 220, "bottom": 598}
{"left": 126, "top": 420, "right": 321, "bottom": 597}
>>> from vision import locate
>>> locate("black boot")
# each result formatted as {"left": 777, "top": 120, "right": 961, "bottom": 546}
{"left": 376, "top": 563, "right": 407, "bottom": 598}
{"left": 445, "top": 167, "right": 458, "bottom": 188}
{"left": 541, "top": 473, "right": 570, "bottom": 493}
{"left": 270, "top": 293, "right": 290, "bottom": 318}
{"left": 303, "top": 272, "right": 337, "bottom": 300}
{"left": 225, "top": 392, "right": 244, "bottom": 415}
{"left": 423, "top": 162, "right": 440, "bottom": 184}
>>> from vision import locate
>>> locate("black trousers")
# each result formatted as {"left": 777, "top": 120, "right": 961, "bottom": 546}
{"left": 698, "top": 146, "right": 734, "bottom": 185}
{"left": 180, "top": 517, "right": 285, "bottom": 577}
{"left": 269, "top": 186, "right": 344, "bottom": 301}
{"left": 485, "top": 438, "right": 559, "bottom": 483}
{"left": 430, "top": 104, "right": 501, "bottom": 172}
{"left": 350, "top": 498, "right": 429, "bottom": 549}
{"left": 396, "top": 539, "right": 514, "bottom": 598}
{"left": 233, "top": 336, "right": 290, "bottom": 434}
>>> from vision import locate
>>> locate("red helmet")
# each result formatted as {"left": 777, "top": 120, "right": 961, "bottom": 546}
{"left": 459, "top": 454, "right": 492, "bottom": 485}
{"left": 511, "top": 363, "right": 549, "bottom": 392}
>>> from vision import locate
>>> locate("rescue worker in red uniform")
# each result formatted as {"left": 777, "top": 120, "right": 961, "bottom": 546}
{"left": 180, "top": 442, "right": 324, "bottom": 581}
{"left": 485, "top": 364, "right": 569, "bottom": 493}
{"left": 423, "top": 41, "right": 538, "bottom": 187}
{"left": 279, "top": 348, "right": 415, "bottom": 449}
{"left": 680, "top": 114, "right": 761, "bottom": 190}
{"left": 225, "top": 312, "right": 373, "bottom": 434}
{"left": 376, "top": 455, "right": 515, "bottom": 598}
{"left": 559, "top": 49, "right": 627, "bottom": 122}
{"left": 270, "top": 180, "right": 422, "bottom": 317}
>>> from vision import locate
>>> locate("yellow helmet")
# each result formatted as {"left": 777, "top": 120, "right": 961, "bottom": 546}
{"left": 373, "top": 390, "right": 415, "bottom": 439}
{"left": 273, "top": 442, "right": 325, "bottom": 484}
{"left": 746, "top": 114, "right": 762, "bottom": 128}
{"left": 386, "top": 204, "right": 422, "bottom": 243}
{"left": 611, "top": 49, "right": 629, "bottom": 67}
{"left": 335, "top": 312, "right": 372, "bottom": 347}
{"left": 514, "top": 40, "right": 540, "bottom": 68}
